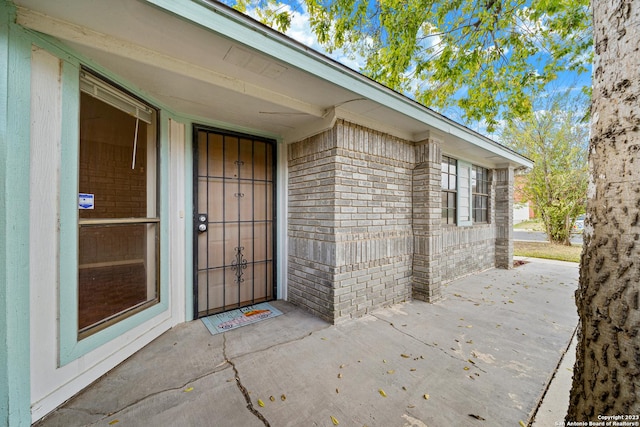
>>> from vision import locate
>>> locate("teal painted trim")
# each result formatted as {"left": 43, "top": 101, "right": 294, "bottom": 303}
{"left": 58, "top": 62, "right": 170, "bottom": 365}
{"left": 0, "top": 2, "right": 33, "bottom": 425}
{"left": 178, "top": 113, "right": 285, "bottom": 319}
{"left": 143, "top": 0, "right": 531, "bottom": 168}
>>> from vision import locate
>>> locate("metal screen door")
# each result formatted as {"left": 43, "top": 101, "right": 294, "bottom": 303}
{"left": 193, "top": 126, "right": 276, "bottom": 318}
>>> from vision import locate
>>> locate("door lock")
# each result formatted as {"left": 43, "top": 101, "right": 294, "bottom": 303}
{"left": 197, "top": 213, "right": 208, "bottom": 233}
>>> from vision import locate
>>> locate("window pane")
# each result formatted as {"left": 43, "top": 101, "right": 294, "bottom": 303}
{"left": 79, "top": 93, "right": 149, "bottom": 219}
{"left": 78, "top": 223, "right": 158, "bottom": 331}
{"left": 79, "top": 72, "right": 159, "bottom": 336}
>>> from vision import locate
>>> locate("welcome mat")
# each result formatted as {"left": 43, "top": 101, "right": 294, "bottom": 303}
{"left": 201, "top": 302, "right": 283, "bottom": 335}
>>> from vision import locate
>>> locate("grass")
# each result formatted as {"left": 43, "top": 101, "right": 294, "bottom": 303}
{"left": 514, "top": 241, "right": 582, "bottom": 263}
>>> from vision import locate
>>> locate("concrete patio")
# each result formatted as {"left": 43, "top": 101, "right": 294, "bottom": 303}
{"left": 35, "top": 258, "right": 579, "bottom": 427}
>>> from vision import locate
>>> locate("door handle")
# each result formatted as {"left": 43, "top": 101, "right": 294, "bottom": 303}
{"left": 197, "top": 213, "right": 207, "bottom": 233}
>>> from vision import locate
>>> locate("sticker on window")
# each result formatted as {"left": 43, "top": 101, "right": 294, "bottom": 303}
{"left": 78, "top": 193, "right": 95, "bottom": 210}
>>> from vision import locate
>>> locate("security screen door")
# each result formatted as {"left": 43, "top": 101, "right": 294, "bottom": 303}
{"left": 194, "top": 127, "right": 276, "bottom": 317}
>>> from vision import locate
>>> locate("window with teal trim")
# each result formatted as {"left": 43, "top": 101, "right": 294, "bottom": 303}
{"left": 78, "top": 70, "right": 160, "bottom": 338}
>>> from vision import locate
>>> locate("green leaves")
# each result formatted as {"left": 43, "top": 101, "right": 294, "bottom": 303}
{"left": 501, "top": 90, "right": 589, "bottom": 245}
{"left": 232, "top": 0, "right": 292, "bottom": 32}
{"left": 229, "top": 0, "right": 591, "bottom": 129}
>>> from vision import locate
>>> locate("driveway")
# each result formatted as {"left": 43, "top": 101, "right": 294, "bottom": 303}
{"left": 35, "top": 258, "right": 579, "bottom": 427}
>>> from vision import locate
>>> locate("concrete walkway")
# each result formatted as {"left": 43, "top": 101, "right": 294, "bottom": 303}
{"left": 35, "top": 258, "right": 579, "bottom": 427}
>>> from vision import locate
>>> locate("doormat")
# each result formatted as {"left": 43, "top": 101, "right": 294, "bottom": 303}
{"left": 201, "top": 302, "right": 283, "bottom": 335}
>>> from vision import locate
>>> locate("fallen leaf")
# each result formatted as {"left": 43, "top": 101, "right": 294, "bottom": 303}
{"left": 383, "top": 359, "right": 387, "bottom": 363}
{"left": 387, "top": 370, "right": 395, "bottom": 374}
{"left": 108, "top": 420, "right": 119, "bottom": 425}
{"left": 400, "top": 354, "right": 410, "bottom": 358}
{"left": 402, "top": 386, "right": 407, "bottom": 391}
{"left": 336, "top": 388, "right": 339, "bottom": 394}
{"left": 257, "top": 399, "right": 265, "bottom": 407}
{"left": 519, "top": 421, "right": 526, "bottom": 427}
{"left": 321, "top": 337, "right": 327, "bottom": 341}
{"left": 183, "top": 387, "right": 194, "bottom": 393}
{"left": 410, "top": 368, "right": 416, "bottom": 372}
{"left": 337, "top": 373, "right": 343, "bottom": 379}
{"left": 423, "top": 394, "right": 430, "bottom": 400}
{"left": 379, "top": 388, "right": 387, "bottom": 397}
{"left": 466, "top": 340, "right": 473, "bottom": 344}
{"left": 281, "top": 394, "right": 286, "bottom": 401}
{"left": 269, "top": 396, "right": 275, "bottom": 402}
{"left": 331, "top": 415, "right": 339, "bottom": 425}
{"left": 407, "top": 404, "right": 415, "bottom": 408}
{"left": 339, "top": 364, "right": 345, "bottom": 369}
{"left": 463, "top": 366, "right": 470, "bottom": 371}
{"left": 468, "top": 359, "right": 476, "bottom": 365}
{"left": 469, "top": 414, "right": 486, "bottom": 421}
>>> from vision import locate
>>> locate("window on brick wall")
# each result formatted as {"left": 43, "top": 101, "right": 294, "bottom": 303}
{"left": 78, "top": 70, "right": 159, "bottom": 338}
{"left": 441, "top": 155, "right": 457, "bottom": 224}
{"left": 472, "top": 165, "right": 490, "bottom": 223}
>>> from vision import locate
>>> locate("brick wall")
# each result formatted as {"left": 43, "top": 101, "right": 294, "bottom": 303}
{"left": 288, "top": 120, "right": 414, "bottom": 322}
{"left": 440, "top": 225, "right": 497, "bottom": 282}
{"left": 494, "top": 167, "right": 514, "bottom": 269}
{"left": 412, "top": 139, "right": 443, "bottom": 301}
{"left": 288, "top": 120, "right": 515, "bottom": 322}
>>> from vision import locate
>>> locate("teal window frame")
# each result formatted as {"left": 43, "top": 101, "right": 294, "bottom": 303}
{"left": 58, "top": 62, "right": 169, "bottom": 365}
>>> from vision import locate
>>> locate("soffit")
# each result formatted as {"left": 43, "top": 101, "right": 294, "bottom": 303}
{"left": 14, "top": 0, "right": 531, "bottom": 168}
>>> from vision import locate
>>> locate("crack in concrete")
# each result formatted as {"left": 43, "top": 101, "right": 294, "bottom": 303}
{"left": 66, "top": 359, "right": 234, "bottom": 424}
{"left": 223, "top": 334, "right": 271, "bottom": 427}
{"left": 51, "top": 326, "right": 320, "bottom": 425}
{"left": 371, "top": 313, "right": 488, "bottom": 374}
{"left": 226, "top": 330, "right": 317, "bottom": 362}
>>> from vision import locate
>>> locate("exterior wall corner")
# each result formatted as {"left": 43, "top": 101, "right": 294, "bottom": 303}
{"left": 412, "top": 138, "right": 442, "bottom": 302}
{"left": 494, "top": 167, "right": 515, "bottom": 269}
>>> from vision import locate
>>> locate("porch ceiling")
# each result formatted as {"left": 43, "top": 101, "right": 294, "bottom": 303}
{"left": 14, "top": 0, "right": 532, "bottom": 169}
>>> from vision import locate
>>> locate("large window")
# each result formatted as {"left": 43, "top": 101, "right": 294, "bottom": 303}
{"left": 78, "top": 70, "right": 159, "bottom": 337}
{"left": 472, "top": 165, "right": 490, "bottom": 223}
{"left": 441, "top": 155, "right": 457, "bottom": 224}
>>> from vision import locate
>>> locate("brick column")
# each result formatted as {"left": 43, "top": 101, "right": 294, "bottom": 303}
{"left": 494, "top": 167, "right": 514, "bottom": 269}
{"left": 412, "top": 139, "right": 442, "bottom": 302}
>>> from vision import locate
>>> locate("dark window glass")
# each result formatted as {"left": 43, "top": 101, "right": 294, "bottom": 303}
{"left": 78, "top": 72, "right": 159, "bottom": 337}
{"left": 442, "top": 156, "right": 457, "bottom": 224}
{"left": 472, "top": 165, "right": 490, "bottom": 223}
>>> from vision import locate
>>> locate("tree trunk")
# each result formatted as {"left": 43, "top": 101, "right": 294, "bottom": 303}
{"left": 567, "top": 0, "right": 640, "bottom": 420}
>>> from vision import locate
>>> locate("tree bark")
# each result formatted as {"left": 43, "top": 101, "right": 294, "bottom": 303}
{"left": 567, "top": 0, "right": 640, "bottom": 420}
